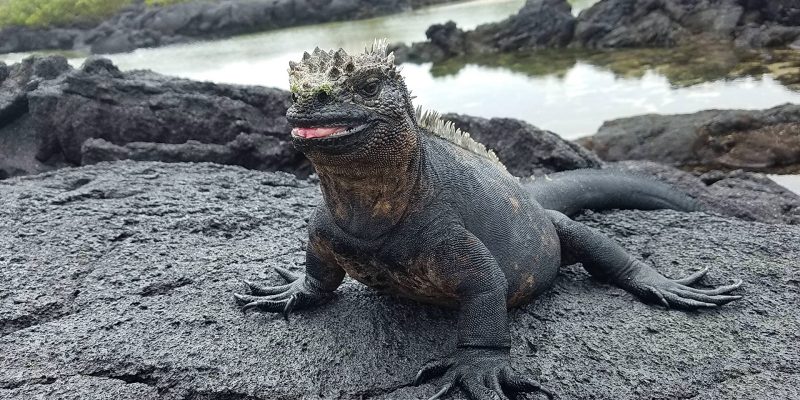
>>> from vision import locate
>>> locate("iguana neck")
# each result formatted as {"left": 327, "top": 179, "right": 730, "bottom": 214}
{"left": 312, "top": 127, "right": 424, "bottom": 239}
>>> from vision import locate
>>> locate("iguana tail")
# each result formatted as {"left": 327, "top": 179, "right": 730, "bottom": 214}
{"left": 523, "top": 169, "right": 702, "bottom": 217}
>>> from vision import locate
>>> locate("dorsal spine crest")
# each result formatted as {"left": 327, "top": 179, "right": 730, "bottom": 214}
{"left": 415, "top": 106, "right": 506, "bottom": 171}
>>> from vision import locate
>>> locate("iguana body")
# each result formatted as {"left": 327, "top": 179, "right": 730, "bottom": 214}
{"left": 234, "top": 42, "right": 742, "bottom": 399}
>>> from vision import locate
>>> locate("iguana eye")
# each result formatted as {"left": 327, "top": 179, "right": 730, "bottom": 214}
{"left": 358, "top": 78, "right": 382, "bottom": 97}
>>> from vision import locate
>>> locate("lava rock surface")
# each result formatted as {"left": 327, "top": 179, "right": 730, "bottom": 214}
{"left": 0, "top": 161, "right": 798, "bottom": 399}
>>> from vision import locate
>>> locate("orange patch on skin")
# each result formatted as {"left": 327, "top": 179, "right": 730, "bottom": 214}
{"left": 509, "top": 196, "right": 520, "bottom": 212}
{"left": 309, "top": 235, "right": 339, "bottom": 267}
{"left": 311, "top": 234, "right": 458, "bottom": 306}
{"left": 508, "top": 275, "right": 536, "bottom": 307}
{"left": 371, "top": 198, "right": 394, "bottom": 218}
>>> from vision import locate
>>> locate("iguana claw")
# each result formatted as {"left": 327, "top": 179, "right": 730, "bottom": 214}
{"left": 414, "top": 347, "right": 552, "bottom": 400}
{"left": 234, "top": 267, "right": 332, "bottom": 318}
{"left": 629, "top": 268, "right": 743, "bottom": 310}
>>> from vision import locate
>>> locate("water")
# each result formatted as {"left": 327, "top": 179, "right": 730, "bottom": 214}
{"left": 770, "top": 175, "right": 800, "bottom": 196}
{"left": 2, "top": 0, "right": 798, "bottom": 139}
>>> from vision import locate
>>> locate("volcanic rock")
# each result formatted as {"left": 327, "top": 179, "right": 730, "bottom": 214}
{"left": 578, "top": 104, "right": 800, "bottom": 173}
{"left": 0, "top": 161, "right": 797, "bottom": 399}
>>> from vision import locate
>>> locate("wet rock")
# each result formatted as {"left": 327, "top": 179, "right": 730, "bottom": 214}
{"left": 0, "top": 62, "right": 8, "bottom": 83}
{"left": 393, "top": 0, "right": 576, "bottom": 62}
{"left": 395, "top": 0, "right": 800, "bottom": 64}
{"left": 0, "top": 26, "right": 78, "bottom": 54}
{"left": 443, "top": 113, "right": 603, "bottom": 177}
{"left": 0, "top": 161, "right": 798, "bottom": 399}
{"left": 578, "top": 104, "right": 800, "bottom": 173}
{"left": 0, "top": 56, "right": 74, "bottom": 179}
{"left": 0, "top": 55, "right": 310, "bottom": 179}
{"left": 572, "top": 0, "right": 745, "bottom": 48}
{"left": 572, "top": 0, "right": 800, "bottom": 49}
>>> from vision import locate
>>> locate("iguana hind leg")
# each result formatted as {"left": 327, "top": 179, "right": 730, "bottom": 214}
{"left": 546, "top": 210, "right": 743, "bottom": 309}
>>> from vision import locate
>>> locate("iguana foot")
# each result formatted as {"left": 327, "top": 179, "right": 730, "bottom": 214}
{"left": 414, "top": 346, "right": 552, "bottom": 400}
{"left": 234, "top": 266, "right": 333, "bottom": 320}
{"left": 626, "top": 267, "right": 743, "bottom": 310}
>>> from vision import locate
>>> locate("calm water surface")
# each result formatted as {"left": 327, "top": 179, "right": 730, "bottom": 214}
{"left": 1, "top": 0, "right": 798, "bottom": 141}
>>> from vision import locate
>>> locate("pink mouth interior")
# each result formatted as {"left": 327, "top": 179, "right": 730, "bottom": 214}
{"left": 292, "top": 126, "right": 348, "bottom": 139}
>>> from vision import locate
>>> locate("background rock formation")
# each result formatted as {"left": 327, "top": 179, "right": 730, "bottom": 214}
{"left": 0, "top": 0, "right": 457, "bottom": 55}
{"left": 393, "top": 0, "right": 800, "bottom": 63}
{"left": 393, "top": 0, "right": 576, "bottom": 62}
{"left": 443, "top": 113, "right": 603, "bottom": 177}
{"left": 0, "top": 55, "right": 311, "bottom": 179}
{"left": 0, "top": 161, "right": 798, "bottom": 399}
{"left": 0, "top": 56, "right": 603, "bottom": 180}
{"left": 578, "top": 104, "right": 800, "bottom": 173}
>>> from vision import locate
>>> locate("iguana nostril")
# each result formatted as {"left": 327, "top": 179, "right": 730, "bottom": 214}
{"left": 316, "top": 91, "right": 330, "bottom": 103}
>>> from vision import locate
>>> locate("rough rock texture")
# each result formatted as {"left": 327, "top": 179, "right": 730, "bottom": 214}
{"left": 573, "top": 0, "right": 800, "bottom": 49}
{"left": 0, "top": 161, "right": 798, "bottom": 399}
{"left": 0, "top": 56, "right": 74, "bottom": 179}
{"left": 572, "top": 0, "right": 746, "bottom": 48}
{"left": 393, "top": 0, "right": 800, "bottom": 64}
{"left": 0, "top": 26, "right": 78, "bottom": 54}
{"left": 393, "top": 0, "right": 577, "bottom": 63}
{"left": 0, "top": 0, "right": 456, "bottom": 55}
{"left": 443, "top": 113, "right": 603, "bottom": 177}
{"left": 578, "top": 104, "right": 800, "bottom": 173}
{"left": 0, "top": 55, "right": 311, "bottom": 180}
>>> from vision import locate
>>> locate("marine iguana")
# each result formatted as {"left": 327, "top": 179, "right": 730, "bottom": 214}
{"left": 234, "top": 41, "right": 743, "bottom": 399}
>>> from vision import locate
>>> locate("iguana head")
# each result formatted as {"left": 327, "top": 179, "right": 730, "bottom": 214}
{"left": 286, "top": 40, "right": 418, "bottom": 167}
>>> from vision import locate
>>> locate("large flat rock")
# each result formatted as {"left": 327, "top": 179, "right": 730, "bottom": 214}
{"left": 1, "top": 161, "right": 797, "bottom": 399}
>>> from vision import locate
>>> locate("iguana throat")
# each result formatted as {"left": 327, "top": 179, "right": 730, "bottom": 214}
{"left": 285, "top": 41, "right": 427, "bottom": 238}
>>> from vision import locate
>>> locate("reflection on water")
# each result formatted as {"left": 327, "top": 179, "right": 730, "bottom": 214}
{"left": 428, "top": 44, "right": 800, "bottom": 90}
{"left": 416, "top": 44, "right": 800, "bottom": 137}
{"left": 405, "top": 62, "right": 799, "bottom": 138}
{"left": 569, "top": 0, "right": 598, "bottom": 14}
{"left": 0, "top": 0, "right": 798, "bottom": 139}
{"left": 0, "top": 0, "right": 526, "bottom": 67}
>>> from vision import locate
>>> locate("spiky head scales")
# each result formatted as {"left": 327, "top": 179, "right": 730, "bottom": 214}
{"left": 287, "top": 40, "right": 507, "bottom": 172}
{"left": 288, "top": 39, "right": 396, "bottom": 101}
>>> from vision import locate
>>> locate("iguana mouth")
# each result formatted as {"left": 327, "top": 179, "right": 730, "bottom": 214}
{"left": 291, "top": 123, "right": 370, "bottom": 140}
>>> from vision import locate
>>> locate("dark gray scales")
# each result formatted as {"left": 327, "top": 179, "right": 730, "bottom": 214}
{"left": 234, "top": 41, "right": 743, "bottom": 400}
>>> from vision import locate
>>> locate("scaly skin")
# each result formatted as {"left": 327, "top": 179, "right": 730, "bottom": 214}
{"left": 233, "top": 42, "right": 743, "bottom": 400}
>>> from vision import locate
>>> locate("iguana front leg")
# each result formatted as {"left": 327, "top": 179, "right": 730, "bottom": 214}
{"left": 234, "top": 243, "right": 345, "bottom": 320}
{"left": 413, "top": 227, "right": 549, "bottom": 400}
